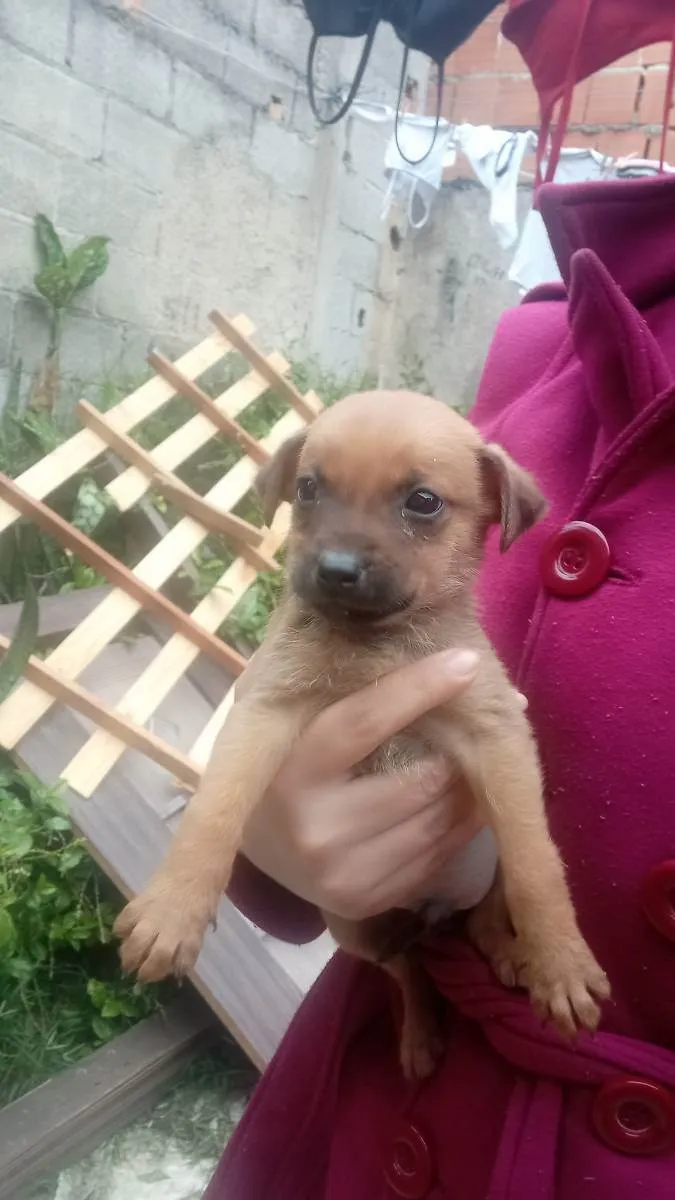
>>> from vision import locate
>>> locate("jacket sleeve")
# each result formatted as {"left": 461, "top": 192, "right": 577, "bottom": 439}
{"left": 228, "top": 854, "right": 326, "bottom": 944}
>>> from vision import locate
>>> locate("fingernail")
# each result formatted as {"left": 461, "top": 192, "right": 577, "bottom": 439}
{"left": 446, "top": 649, "right": 479, "bottom": 676}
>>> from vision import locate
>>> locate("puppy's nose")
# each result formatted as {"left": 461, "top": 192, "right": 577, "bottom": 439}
{"left": 315, "top": 550, "right": 365, "bottom": 591}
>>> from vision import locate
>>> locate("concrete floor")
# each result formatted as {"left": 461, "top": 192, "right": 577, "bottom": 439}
{"left": 24, "top": 1046, "right": 257, "bottom": 1200}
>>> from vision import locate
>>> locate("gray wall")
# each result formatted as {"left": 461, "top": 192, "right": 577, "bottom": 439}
{"left": 376, "top": 184, "right": 523, "bottom": 411}
{"left": 0, "top": 0, "right": 430, "bottom": 403}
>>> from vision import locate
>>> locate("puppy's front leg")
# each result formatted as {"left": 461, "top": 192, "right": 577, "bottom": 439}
{"left": 115, "top": 697, "right": 309, "bottom": 981}
{"left": 461, "top": 722, "right": 609, "bottom": 1036}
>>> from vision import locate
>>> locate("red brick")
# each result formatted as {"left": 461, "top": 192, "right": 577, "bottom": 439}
{"left": 611, "top": 49, "right": 644, "bottom": 70}
{"left": 580, "top": 128, "right": 649, "bottom": 159}
{"left": 453, "top": 75, "right": 499, "bottom": 125}
{"left": 448, "top": 21, "right": 500, "bottom": 75}
{"left": 495, "top": 74, "right": 539, "bottom": 127}
{"left": 638, "top": 67, "right": 673, "bottom": 126}
{"left": 642, "top": 41, "right": 673, "bottom": 67}
{"left": 495, "top": 30, "right": 527, "bottom": 73}
{"left": 584, "top": 69, "right": 642, "bottom": 125}
{"left": 567, "top": 77, "right": 593, "bottom": 124}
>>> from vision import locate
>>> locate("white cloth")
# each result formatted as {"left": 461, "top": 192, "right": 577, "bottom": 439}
{"left": 382, "top": 119, "right": 454, "bottom": 230}
{"left": 454, "top": 124, "right": 535, "bottom": 249}
{"left": 508, "top": 148, "right": 613, "bottom": 293}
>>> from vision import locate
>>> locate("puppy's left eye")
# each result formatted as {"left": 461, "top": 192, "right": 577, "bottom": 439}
{"left": 403, "top": 488, "right": 445, "bottom": 519}
{"left": 296, "top": 475, "right": 318, "bottom": 505}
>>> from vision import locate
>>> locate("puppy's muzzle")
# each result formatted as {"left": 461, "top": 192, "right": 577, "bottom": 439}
{"left": 303, "top": 548, "right": 411, "bottom": 620}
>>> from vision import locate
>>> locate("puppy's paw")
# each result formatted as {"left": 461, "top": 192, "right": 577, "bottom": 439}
{"left": 399, "top": 1023, "right": 444, "bottom": 1082}
{"left": 114, "top": 887, "right": 214, "bottom": 982}
{"left": 522, "top": 937, "right": 610, "bottom": 1039}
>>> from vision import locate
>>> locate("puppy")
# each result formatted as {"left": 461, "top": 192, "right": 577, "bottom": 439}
{"left": 116, "top": 390, "right": 609, "bottom": 1078}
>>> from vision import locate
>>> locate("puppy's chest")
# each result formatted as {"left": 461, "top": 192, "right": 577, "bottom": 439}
{"left": 356, "top": 715, "right": 467, "bottom": 779}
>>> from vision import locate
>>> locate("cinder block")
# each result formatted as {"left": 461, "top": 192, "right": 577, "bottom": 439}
{"left": 343, "top": 117, "right": 388, "bottom": 191}
{"left": 0, "top": 0, "right": 70, "bottom": 63}
{"left": 339, "top": 173, "right": 387, "bottom": 242}
{"left": 0, "top": 295, "right": 15, "bottom": 369}
{"left": 250, "top": 115, "right": 315, "bottom": 197}
{"left": 0, "top": 129, "right": 61, "bottom": 220}
{"left": 172, "top": 62, "right": 253, "bottom": 141}
{"left": 103, "top": 0, "right": 239, "bottom": 79}
{"left": 0, "top": 43, "right": 105, "bottom": 159}
{"left": 0, "top": 212, "right": 41, "bottom": 293}
{"left": 252, "top": 0, "right": 311, "bottom": 75}
{"left": 71, "top": 0, "right": 173, "bottom": 119}
{"left": 57, "top": 160, "right": 162, "bottom": 258}
{"left": 104, "top": 99, "right": 187, "bottom": 192}
{"left": 14, "top": 296, "right": 126, "bottom": 383}
{"left": 94, "top": 246, "right": 160, "bottom": 326}
{"left": 223, "top": 33, "right": 296, "bottom": 112}
{"left": 333, "top": 227, "right": 381, "bottom": 290}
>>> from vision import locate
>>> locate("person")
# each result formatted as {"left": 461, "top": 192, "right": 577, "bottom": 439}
{"left": 203, "top": 169, "right": 675, "bottom": 1198}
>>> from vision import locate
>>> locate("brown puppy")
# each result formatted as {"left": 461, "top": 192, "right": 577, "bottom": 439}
{"left": 116, "top": 390, "right": 609, "bottom": 1078}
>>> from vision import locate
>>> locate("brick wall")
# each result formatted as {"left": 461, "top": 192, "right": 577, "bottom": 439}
{"left": 430, "top": 6, "right": 674, "bottom": 172}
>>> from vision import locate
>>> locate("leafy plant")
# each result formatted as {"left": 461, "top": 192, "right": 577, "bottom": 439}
{"left": 31, "top": 214, "right": 110, "bottom": 412}
{"left": 0, "top": 763, "right": 168, "bottom": 1104}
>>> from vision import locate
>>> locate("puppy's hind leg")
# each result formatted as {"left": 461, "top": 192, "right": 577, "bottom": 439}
{"left": 325, "top": 912, "right": 444, "bottom": 1082}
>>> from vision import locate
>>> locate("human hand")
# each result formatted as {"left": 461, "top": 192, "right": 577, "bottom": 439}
{"left": 241, "top": 649, "right": 503, "bottom": 920}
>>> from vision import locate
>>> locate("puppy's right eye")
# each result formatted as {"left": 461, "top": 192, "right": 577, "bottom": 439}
{"left": 296, "top": 476, "right": 318, "bottom": 505}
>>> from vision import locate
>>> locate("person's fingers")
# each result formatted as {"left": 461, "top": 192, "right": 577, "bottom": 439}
{"left": 292, "top": 649, "right": 479, "bottom": 784}
{"left": 323, "top": 803, "right": 485, "bottom": 918}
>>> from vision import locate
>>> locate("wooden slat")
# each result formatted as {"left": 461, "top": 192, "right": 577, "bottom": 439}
{"left": 147, "top": 350, "right": 271, "bottom": 465}
{"left": 0, "top": 316, "right": 255, "bottom": 536}
{"left": 106, "top": 354, "right": 291, "bottom": 514}
{"left": 190, "top": 682, "right": 237, "bottom": 768}
{"left": 0, "top": 410, "right": 303, "bottom": 751}
{"left": 0, "top": 474, "right": 247, "bottom": 682}
{"left": 209, "top": 309, "right": 319, "bottom": 422}
{"left": 60, "top": 509, "right": 289, "bottom": 796}
{"left": 77, "top": 400, "right": 277, "bottom": 573}
{"left": 0, "top": 996, "right": 218, "bottom": 1200}
{"left": 0, "top": 634, "right": 202, "bottom": 792}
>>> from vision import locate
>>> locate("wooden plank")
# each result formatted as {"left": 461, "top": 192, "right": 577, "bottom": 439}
{"left": 106, "top": 354, "right": 291, "bottom": 514}
{"left": 15, "top": 701, "right": 320, "bottom": 1068}
{"left": 60, "top": 508, "right": 288, "bottom": 797}
{"left": 0, "top": 587, "right": 113, "bottom": 641}
{"left": 0, "top": 316, "right": 255, "bottom": 537}
{"left": 0, "top": 410, "right": 303, "bottom": 752}
{"left": 147, "top": 350, "right": 271, "bottom": 466}
{"left": 0, "top": 996, "right": 218, "bottom": 1200}
{"left": 0, "top": 634, "right": 202, "bottom": 793}
{"left": 77, "top": 400, "right": 276, "bottom": 573}
{"left": 0, "top": 474, "right": 247, "bottom": 683}
{"left": 209, "top": 310, "right": 320, "bottom": 423}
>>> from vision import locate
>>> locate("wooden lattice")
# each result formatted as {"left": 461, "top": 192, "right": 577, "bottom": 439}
{"left": 0, "top": 311, "right": 321, "bottom": 799}
{"left": 0, "top": 312, "right": 336, "bottom": 1067}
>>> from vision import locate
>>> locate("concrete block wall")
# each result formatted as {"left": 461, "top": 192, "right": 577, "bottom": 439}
{"left": 0, "top": 0, "right": 430, "bottom": 404}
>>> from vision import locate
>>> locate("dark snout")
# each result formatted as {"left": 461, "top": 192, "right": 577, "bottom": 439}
{"left": 293, "top": 547, "right": 412, "bottom": 622}
{"left": 315, "top": 549, "right": 365, "bottom": 593}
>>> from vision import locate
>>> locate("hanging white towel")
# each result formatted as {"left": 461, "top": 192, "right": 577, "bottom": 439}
{"left": 454, "top": 124, "right": 535, "bottom": 249}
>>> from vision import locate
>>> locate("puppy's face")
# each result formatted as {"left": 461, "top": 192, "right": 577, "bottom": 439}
{"left": 257, "top": 391, "right": 546, "bottom": 629}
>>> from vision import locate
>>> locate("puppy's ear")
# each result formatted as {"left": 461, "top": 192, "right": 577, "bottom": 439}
{"left": 255, "top": 431, "right": 307, "bottom": 525}
{"left": 479, "top": 443, "right": 547, "bottom": 551}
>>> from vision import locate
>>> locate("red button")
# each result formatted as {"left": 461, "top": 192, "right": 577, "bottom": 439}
{"left": 540, "top": 521, "right": 611, "bottom": 597}
{"left": 640, "top": 861, "right": 675, "bottom": 942}
{"left": 592, "top": 1077, "right": 675, "bottom": 1156}
{"left": 384, "top": 1122, "right": 433, "bottom": 1198}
